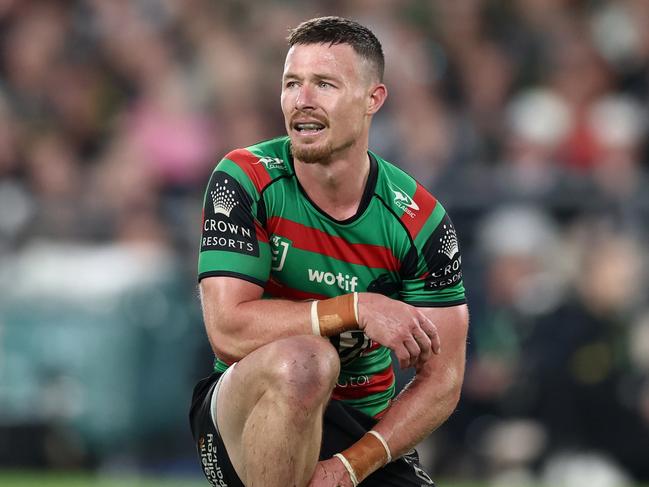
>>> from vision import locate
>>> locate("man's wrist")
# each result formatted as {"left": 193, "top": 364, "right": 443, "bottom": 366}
{"left": 310, "top": 292, "right": 359, "bottom": 336}
{"left": 334, "top": 430, "right": 391, "bottom": 484}
{"left": 333, "top": 453, "right": 359, "bottom": 486}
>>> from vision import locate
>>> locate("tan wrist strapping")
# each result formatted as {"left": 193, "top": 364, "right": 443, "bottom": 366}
{"left": 310, "top": 292, "right": 359, "bottom": 336}
{"left": 335, "top": 430, "right": 391, "bottom": 484}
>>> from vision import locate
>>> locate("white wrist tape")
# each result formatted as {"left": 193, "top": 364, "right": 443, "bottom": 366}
{"left": 334, "top": 453, "right": 359, "bottom": 487}
{"left": 353, "top": 292, "right": 359, "bottom": 323}
{"left": 310, "top": 300, "right": 320, "bottom": 335}
{"left": 367, "top": 430, "right": 392, "bottom": 463}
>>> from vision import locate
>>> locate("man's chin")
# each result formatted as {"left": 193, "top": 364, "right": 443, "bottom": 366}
{"left": 290, "top": 140, "right": 333, "bottom": 164}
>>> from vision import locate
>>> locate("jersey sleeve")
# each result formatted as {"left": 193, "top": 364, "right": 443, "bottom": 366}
{"left": 400, "top": 204, "right": 466, "bottom": 307}
{"left": 197, "top": 155, "right": 271, "bottom": 287}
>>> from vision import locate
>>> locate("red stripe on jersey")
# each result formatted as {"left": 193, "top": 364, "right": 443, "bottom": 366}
{"left": 364, "top": 341, "right": 382, "bottom": 354}
{"left": 265, "top": 278, "right": 328, "bottom": 301}
{"left": 400, "top": 183, "right": 437, "bottom": 240}
{"left": 331, "top": 366, "right": 395, "bottom": 401}
{"left": 268, "top": 217, "right": 400, "bottom": 271}
{"left": 224, "top": 148, "right": 272, "bottom": 193}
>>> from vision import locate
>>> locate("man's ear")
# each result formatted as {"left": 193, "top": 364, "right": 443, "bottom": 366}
{"left": 367, "top": 83, "right": 388, "bottom": 115}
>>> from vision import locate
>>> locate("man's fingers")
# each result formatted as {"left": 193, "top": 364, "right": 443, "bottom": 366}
{"left": 412, "top": 326, "right": 432, "bottom": 362}
{"left": 394, "top": 344, "right": 410, "bottom": 369}
{"left": 418, "top": 314, "right": 441, "bottom": 354}
{"left": 403, "top": 337, "right": 421, "bottom": 367}
{"left": 431, "top": 327, "right": 441, "bottom": 354}
{"left": 403, "top": 337, "right": 421, "bottom": 359}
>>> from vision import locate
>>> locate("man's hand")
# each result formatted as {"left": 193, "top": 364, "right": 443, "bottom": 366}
{"left": 357, "top": 293, "right": 441, "bottom": 369}
{"left": 307, "top": 457, "right": 355, "bottom": 487}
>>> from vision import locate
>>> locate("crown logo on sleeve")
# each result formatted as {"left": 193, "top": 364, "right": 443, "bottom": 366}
{"left": 438, "top": 224, "right": 459, "bottom": 259}
{"left": 211, "top": 178, "right": 238, "bottom": 217}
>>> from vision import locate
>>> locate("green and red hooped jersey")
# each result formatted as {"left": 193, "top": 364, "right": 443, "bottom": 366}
{"left": 198, "top": 136, "right": 466, "bottom": 417}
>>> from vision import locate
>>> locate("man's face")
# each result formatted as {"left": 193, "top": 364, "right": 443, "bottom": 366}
{"left": 281, "top": 43, "right": 373, "bottom": 164}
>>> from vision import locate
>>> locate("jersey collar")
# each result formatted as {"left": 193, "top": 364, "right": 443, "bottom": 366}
{"left": 287, "top": 146, "right": 379, "bottom": 225}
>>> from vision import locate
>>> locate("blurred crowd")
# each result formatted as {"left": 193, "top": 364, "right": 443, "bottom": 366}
{"left": 1, "top": 0, "right": 648, "bottom": 485}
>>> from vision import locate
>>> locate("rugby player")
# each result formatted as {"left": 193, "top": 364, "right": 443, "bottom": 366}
{"left": 190, "top": 16, "right": 469, "bottom": 487}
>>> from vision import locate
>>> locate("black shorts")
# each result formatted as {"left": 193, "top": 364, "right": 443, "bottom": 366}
{"left": 189, "top": 371, "right": 435, "bottom": 487}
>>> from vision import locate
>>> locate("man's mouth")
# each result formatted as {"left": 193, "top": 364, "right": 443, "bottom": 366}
{"left": 292, "top": 121, "right": 326, "bottom": 135}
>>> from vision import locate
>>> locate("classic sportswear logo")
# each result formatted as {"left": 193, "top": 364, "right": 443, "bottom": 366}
{"left": 390, "top": 183, "right": 419, "bottom": 218}
{"left": 438, "top": 224, "right": 459, "bottom": 259}
{"left": 211, "top": 178, "right": 238, "bottom": 217}
{"left": 308, "top": 269, "right": 359, "bottom": 292}
{"left": 255, "top": 156, "right": 284, "bottom": 170}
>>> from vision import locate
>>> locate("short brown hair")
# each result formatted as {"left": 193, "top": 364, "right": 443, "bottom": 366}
{"left": 287, "top": 16, "right": 385, "bottom": 82}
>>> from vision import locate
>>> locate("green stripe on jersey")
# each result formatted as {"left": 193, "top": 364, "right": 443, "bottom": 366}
{"left": 402, "top": 281, "right": 466, "bottom": 306}
{"left": 341, "top": 347, "right": 391, "bottom": 376}
{"left": 277, "top": 248, "right": 395, "bottom": 296}
{"left": 414, "top": 201, "right": 446, "bottom": 247}
{"left": 199, "top": 244, "right": 270, "bottom": 284}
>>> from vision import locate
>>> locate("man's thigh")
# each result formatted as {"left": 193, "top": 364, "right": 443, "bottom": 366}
{"left": 321, "top": 400, "right": 436, "bottom": 487}
{"left": 215, "top": 335, "right": 338, "bottom": 481}
{"left": 189, "top": 372, "right": 245, "bottom": 487}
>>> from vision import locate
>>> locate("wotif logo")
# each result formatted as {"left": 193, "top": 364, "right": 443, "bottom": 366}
{"left": 391, "top": 183, "right": 419, "bottom": 219}
{"left": 308, "top": 269, "right": 359, "bottom": 292}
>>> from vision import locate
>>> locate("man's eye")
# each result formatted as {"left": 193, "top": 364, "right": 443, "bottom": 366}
{"left": 285, "top": 81, "right": 298, "bottom": 88}
{"left": 318, "top": 81, "right": 332, "bottom": 88}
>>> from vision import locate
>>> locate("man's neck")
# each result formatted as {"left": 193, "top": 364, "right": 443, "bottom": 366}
{"left": 294, "top": 148, "right": 371, "bottom": 221}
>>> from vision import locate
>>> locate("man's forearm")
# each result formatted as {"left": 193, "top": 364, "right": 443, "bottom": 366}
{"left": 345, "top": 303, "right": 469, "bottom": 481}
{"left": 373, "top": 357, "right": 465, "bottom": 459}
{"left": 372, "top": 303, "right": 468, "bottom": 460}
{"left": 331, "top": 345, "right": 466, "bottom": 485}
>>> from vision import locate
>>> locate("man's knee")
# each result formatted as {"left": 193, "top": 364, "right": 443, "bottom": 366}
{"left": 263, "top": 336, "right": 340, "bottom": 408}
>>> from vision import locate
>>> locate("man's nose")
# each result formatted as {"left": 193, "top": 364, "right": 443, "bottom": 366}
{"left": 295, "top": 84, "right": 316, "bottom": 110}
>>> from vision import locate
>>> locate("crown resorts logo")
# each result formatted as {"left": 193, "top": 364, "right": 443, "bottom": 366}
{"left": 438, "top": 224, "right": 459, "bottom": 259}
{"left": 211, "top": 178, "right": 238, "bottom": 217}
{"left": 424, "top": 217, "right": 462, "bottom": 291}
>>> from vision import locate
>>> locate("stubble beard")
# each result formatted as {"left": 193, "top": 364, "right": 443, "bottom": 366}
{"left": 290, "top": 136, "right": 355, "bottom": 165}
